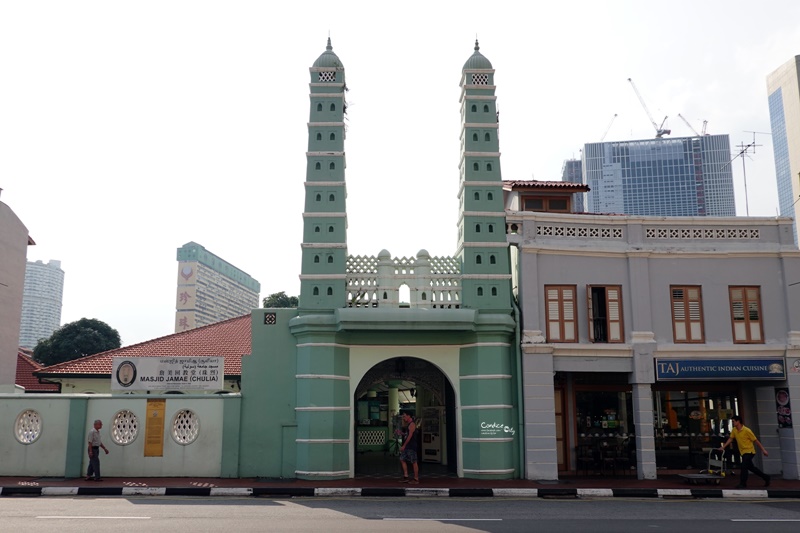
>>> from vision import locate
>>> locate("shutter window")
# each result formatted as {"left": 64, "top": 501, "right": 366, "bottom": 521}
{"left": 587, "top": 285, "right": 624, "bottom": 343}
{"left": 545, "top": 285, "right": 577, "bottom": 342}
{"left": 729, "top": 286, "right": 763, "bottom": 343}
{"left": 671, "top": 285, "right": 704, "bottom": 343}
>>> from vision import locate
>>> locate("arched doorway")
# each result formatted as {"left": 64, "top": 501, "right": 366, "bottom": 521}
{"left": 353, "top": 357, "right": 457, "bottom": 478}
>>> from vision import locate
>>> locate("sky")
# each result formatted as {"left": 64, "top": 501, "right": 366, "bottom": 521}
{"left": 2, "top": 1, "right": 800, "bottom": 347}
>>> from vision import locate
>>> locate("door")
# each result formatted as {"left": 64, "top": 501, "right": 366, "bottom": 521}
{"left": 555, "top": 387, "right": 567, "bottom": 471}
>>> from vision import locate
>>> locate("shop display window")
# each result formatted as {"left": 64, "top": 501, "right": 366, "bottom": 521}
{"left": 653, "top": 390, "right": 738, "bottom": 470}
{"left": 574, "top": 390, "right": 635, "bottom": 476}
{"left": 576, "top": 391, "right": 634, "bottom": 436}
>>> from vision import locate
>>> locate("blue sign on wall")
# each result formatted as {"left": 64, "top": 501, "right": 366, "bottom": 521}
{"left": 655, "top": 358, "right": 786, "bottom": 381}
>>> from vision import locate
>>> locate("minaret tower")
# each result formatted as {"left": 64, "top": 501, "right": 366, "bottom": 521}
{"left": 299, "top": 38, "right": 348, "bottom": 313}
{"left": 293, "top": 38, "right": 351, "bottom": 481}
{"left": 457, "top": 41, "right": 512, "bottom": 312}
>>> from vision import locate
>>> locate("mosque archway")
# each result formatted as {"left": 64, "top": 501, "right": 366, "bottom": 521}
{"left": 353, "top": 357, "right": 456, "bottom": 478}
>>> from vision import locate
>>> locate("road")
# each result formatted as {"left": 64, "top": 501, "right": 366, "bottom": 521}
{"left": 2, "top": 496, "right": 800, "bottom": 532}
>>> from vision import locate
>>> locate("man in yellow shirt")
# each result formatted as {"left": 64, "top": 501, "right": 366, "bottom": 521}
{"left": 718, "top": 415, "right": 770, "bottom": 489}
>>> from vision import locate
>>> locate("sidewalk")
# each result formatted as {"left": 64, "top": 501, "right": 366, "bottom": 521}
{"left": 2, "top": 474, "right": 799, "bottom": 499}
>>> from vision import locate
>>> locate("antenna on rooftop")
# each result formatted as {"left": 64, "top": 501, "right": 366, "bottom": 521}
{"left": 722, "top": 131, "right": 770, "bottom": 216}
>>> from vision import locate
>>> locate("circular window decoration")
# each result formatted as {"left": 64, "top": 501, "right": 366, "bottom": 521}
{"left": 171, "top": 409, "right": 200, "bottom": 445}
{"left": 111, "top": 409, "right": 139, "bottom": 445}
{"left": 15, "top": 409, "right": 42, "bottom": 444}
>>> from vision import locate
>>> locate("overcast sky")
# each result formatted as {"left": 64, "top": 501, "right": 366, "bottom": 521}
{"left": 2, "top": 1, "right": 799, "bottom": 347}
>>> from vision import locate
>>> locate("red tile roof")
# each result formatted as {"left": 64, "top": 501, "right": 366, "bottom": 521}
{"left": 503, "top": 180, "right": 590, "bottom": 192}
{"left": 36, "top": 315, "right": 251, "bottom": 377}
{"left": 16, "top": 351, "right": 59, "bottom": 392}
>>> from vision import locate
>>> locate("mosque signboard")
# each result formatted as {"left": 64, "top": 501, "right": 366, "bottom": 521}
{"left": 111, "top": 356, "right": 224, "bottom": 391}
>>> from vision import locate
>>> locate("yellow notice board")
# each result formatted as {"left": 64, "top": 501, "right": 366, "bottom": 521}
{"left": 145, "top": 399, "right": 166, "bottom": 457}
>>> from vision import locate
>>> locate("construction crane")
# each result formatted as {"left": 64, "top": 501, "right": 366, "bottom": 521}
{"left": 600, "top": 114, "right": 618, "bottom": 141}
{"left": 677, "top": 113, "right": 701, "bottom": 137}
{"left": 701, "top": 120, "right": 708, "bottom": 135}
{"left": 627, "top": 78, "right": 671, "bottom": 138}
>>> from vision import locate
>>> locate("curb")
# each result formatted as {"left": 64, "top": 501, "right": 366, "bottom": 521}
{"left": 1, "top": 486, "right": 799, "bottom": 499}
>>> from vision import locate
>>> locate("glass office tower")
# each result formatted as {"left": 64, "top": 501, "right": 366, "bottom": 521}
{"left": 583, "top": 134, "right": 735, "bottom": 217}
{"left": 561, "top": 159, "right": 585, "bottom": 213}
{"left": 767, "top": 56, "right": 800, "bottom": 243}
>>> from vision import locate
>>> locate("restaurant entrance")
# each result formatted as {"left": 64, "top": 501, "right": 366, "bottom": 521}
{"left": 652, "top": 385, "right": 739, "bottom": 470}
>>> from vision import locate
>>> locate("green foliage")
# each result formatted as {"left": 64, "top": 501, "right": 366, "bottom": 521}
{"left": 33, "top": 318, "right": 122, "bottom": 366}
{"left": 263, "top": 291, "right": 298, "bottom": 308}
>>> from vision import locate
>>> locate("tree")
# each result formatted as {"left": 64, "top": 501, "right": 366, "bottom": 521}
{"left": 263, "top": 291, "right": 298, "bottom": 308}
{"left": 33, "top": 318, "right": 122, "bottom": 366}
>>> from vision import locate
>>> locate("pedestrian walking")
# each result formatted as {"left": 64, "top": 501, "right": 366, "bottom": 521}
{"left": 718, "top": 415, "right": 770, "bottom": 488}
{"left": 86, "top": 419, "right": 109, "bottom": 481}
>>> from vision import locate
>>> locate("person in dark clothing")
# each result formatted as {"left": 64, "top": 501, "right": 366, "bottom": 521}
{"left": 399, "top": 411, "right": 419, "bottom": 484}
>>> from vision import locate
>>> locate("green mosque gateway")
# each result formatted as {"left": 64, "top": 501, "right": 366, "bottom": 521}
{"left": 238, "top": 39, "right": 521, "bottom": 479}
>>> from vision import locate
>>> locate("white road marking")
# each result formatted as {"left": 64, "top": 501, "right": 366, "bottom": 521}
{"left": 36, "top": 516, "right": 150, "bottom": 520}
{"left": 731, "top": 519, "right": 800, "bottom": 522}
{"left": 383, "top": 518, "right": 502, "bottom": 521}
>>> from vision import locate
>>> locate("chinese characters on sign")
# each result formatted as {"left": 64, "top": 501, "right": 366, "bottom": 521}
{"left": 111, "top": 357, "right": 224, "bottom": 391}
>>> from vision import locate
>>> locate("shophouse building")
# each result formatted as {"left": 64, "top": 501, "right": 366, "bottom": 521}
{"left": 506, "top": 187, "right": 800, "bottom": 480}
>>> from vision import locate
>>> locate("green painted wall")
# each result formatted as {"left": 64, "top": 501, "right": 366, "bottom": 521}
{"left": 65, "top": 397, "right": 88, "bottom": 478}
{"left": 291, "top": 318, "right": 351, "bottom": 480}
{"left": 239, "top": 309, "right": 299, "bottom": 477}
{"left": 300, "top": 41, "right": 348, "bottom": 314}
{"left": 0, "top": 394, "right": 236, "bottom": 478}
{"left": 304, "top": 187, "right": 346, "bottom": 212}
{"left": 239, "top": 41, "right": 521, "bottom": 482}
{"left": 220, "top": 395, "right": 241, "bottom": 477}
{"left": 301, "top": 249, "right": 346, "bottom": 274}
{"left": 459, "top": 337, "right": 517, "bottom": 478}
{"left": 457, "top": 48, "right": 512, "bottom": 313}
{"left": 306, "top": 157, "right": 344, "bottom": 179}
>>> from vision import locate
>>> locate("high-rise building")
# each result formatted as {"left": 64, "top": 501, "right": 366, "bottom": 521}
{"left": 561, "top": 158, "right": 584, "bottom": 212}
{"left": 583, "top": 135, "right": 736, "bottom": 216}
{"left": 175, "top": 242, "right": 260, "bottom": 332}
{"left": 1, "top": 194, "right": 35, "bottom": 392}
{"left": 767, "top": 55, "right": 800, "bottom": 243}
{"left": 18, "top": 259, "right": 64, "bottom": 350}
